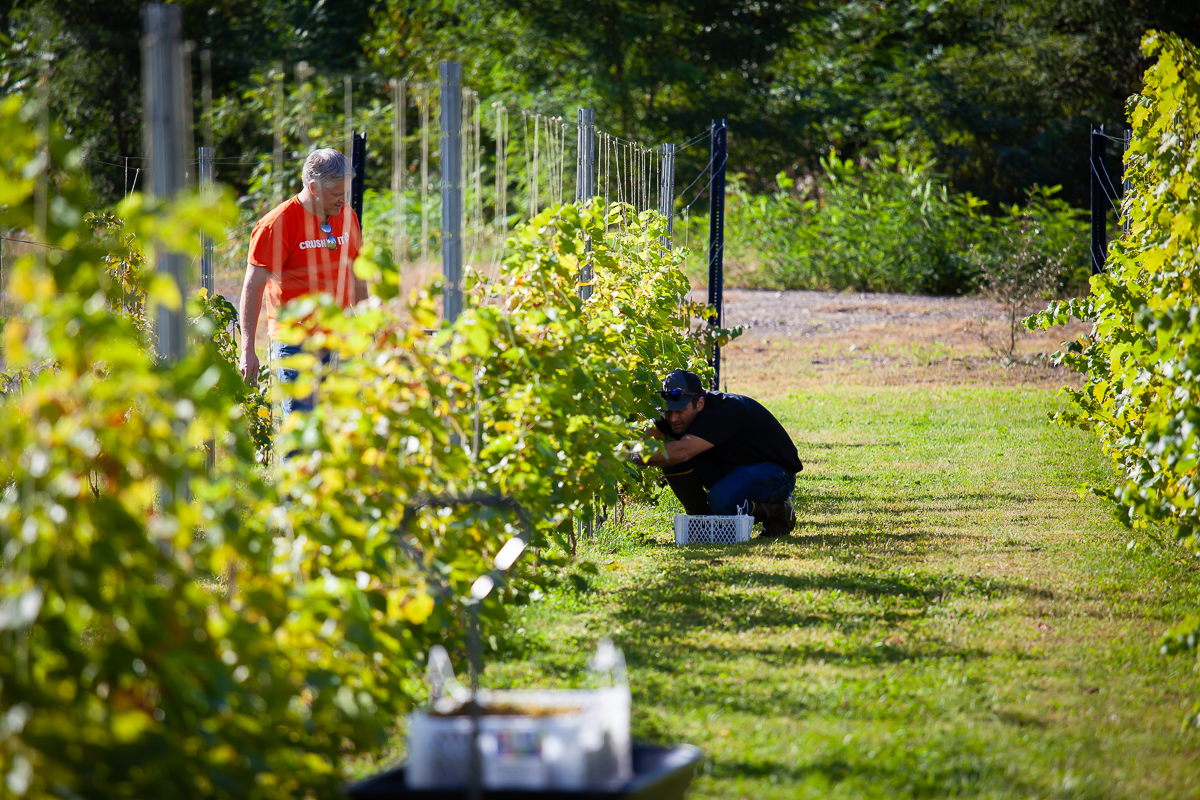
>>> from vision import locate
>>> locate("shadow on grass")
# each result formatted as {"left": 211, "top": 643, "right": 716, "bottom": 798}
{"left": 707, "top": 566, "right": 1053, "bottom": 602}
{"left": 783, "top": 487, "right": 1057, "bottom": 555}
{"left": 796, "top": 488, "right": 1050, "bottom": 517}
{"left": 702, "top": 745, "right": 1096, "bottom": 800}
{"left": 623, "top": 642, "right": 994, "bottom": 719}
{"left": 601, "top": 482, "right": 1056, "bottom": 687}
{"left": 666, "top": 638, "right": 991, "bottom": 670}
{"left": 608, "top": 557, "right": 1003, "bottom": 675}
{"left": 788, "top": 528, "right": 937, "bottom": 550}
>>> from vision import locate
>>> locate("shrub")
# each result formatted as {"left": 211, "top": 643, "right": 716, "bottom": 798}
{"left": 725, "top": 148, "right": 987, "bottom": 294}
{"left": 975, "top": 185, "right": 1088, "bottom": 360}
{"left": 681, "top": 146, "right": 1088, "bottom": 297}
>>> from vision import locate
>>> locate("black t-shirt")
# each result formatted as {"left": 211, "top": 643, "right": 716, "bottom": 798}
{"left": 655, "top": 391, "right": 803, "bottom": 474}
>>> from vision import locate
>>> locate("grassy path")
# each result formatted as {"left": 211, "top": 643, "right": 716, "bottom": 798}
{"left": 488, "top": 386, "right": 1200, "bottom": 799}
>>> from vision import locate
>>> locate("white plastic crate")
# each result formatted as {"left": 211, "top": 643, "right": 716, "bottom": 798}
{"left": 674, "top": 513, "right": 753, "bottom": 545}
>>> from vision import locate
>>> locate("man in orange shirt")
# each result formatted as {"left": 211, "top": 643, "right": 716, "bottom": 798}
{"left": 238, "top": 148, "right": 365, "bottom": 414}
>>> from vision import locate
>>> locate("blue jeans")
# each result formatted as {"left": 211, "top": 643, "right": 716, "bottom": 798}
{"left": 271, "top": 342, "right": 331, "bottom": 421}
{"left": 700, "top": 462, "right": 796, "bottom": 515}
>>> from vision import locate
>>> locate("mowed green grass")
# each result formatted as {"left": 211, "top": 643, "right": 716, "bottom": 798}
{"left": 487, "top": 386, "right": 1200, "bottom": 799}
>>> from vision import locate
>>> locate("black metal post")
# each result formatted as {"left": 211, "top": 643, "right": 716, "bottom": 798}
{"left": 707, "top": 120, "right": 727, "bottom": 390}
{"left": 1090, "top": 124, "right": 1107, "bottom": 274}
{"left": 351, "top": 131, "right": 366, "bottom": 224}
{"left": 1122, "top": 128, "right": 1132, "bottom": 235}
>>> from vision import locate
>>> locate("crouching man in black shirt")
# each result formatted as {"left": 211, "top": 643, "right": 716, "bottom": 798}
{"left": 638, "top": 369, "right": 803, "bottom": 537}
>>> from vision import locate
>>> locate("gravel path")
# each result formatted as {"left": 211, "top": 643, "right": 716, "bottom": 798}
{"left": 687, "top": 288, "right": 1086, "bottom": 391}
{"left": 692, "top": 289, "right": 1002, "bottom": 341}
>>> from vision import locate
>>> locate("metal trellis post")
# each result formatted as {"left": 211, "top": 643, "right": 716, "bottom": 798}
{"left": 575, "top": 108, "right": 597, "bottom": 542}
{"left": 659, "top": 142, "right": 675, "bottom": 239}
{"left": 576, "top": 108, "right": 596, "bottom": 203}
{"left": 351, "top": 131, "right": 367, "bottom": 225}
{"left": 1090, "top": 124, "right": 1107, "bottom": 274}
{"left": 440, "top": 62, "right": 463, "bottom": 323}
{"left": 199, "top": 146, "right": 214, "bottom": 296}
{"left": 199, "top": 145, "right": 216, "bottom": 473}
{"left": 143, "top": 2, "right": 187, "bottom": 362}
{"left": 576, "top": 108, "right": 596, "bottom": 301}
{"left": 707, "top": 120, "right": 727, "bottom": 391}
{"left": 143, "top": 2, "right": 190, "bottom": 504}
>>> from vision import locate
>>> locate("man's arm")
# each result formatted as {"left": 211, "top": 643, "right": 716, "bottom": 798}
{"left": 238, "top": 264, "right": 272, "bottom": 385}
{"left": 644, "top": 434, "right": 714, "bottom": 467}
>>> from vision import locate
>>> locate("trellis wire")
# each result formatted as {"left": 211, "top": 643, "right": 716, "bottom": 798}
{"left": 339, "top": 74, "right": 353, "bottom": 301}
{"left": 492, "top": 102, "right": 509, "bottom": 275}
{"left": 270, "top": 64, "right": 284, "bottom": 301}
{"left": 295, "top": 61, "right": 314, "bottom": 152}
{"left": 475, "top": 98, "right": 485, "bottom": 267}
{"left": 474, "top": 93, "right": 484, "bottom": 268}
{"left": 392, "top": 78, "right": 406, "bottom": 271}
{"left": 461, "top": 89, "right": 485, "bottom": 271}
{"left": 200, "top": 49, "right": 214, "bottom": 151}
{"left": 419, "top": 84, "right": 431, "bottom": 268}
{"left": 272, "top": 64, "right": 284, "bottom": 207}
{"left": 531, "top": 112, "right": 539, "bottom": 217}
{"left": 85, "top": 47, "right": 709, "bottom": 305}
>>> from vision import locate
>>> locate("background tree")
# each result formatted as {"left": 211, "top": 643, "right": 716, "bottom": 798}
{"left": 2, "top": 0, "right": 1198, "bottom": 207}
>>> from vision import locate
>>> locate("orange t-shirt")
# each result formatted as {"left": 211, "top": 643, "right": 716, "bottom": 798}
{"left": 247, "top": 196, "right": 362, "bottom": 336}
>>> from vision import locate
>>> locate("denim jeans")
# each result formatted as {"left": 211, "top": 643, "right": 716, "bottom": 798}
{"left": 270, "top": 342, "right": 331, "bottom": 421}
{"left": 696, "top": 461, "right": 796, "bottom": 515}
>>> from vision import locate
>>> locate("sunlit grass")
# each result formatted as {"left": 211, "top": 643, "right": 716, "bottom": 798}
{"left": 484, "top": 386, "right": 1200, "bottom": 799}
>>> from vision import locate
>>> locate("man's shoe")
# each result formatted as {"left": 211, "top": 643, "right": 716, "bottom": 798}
{"left": 757, "top": 501, "right": 796, "bottom": 537}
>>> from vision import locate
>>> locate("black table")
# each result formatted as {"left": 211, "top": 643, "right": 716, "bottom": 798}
{"left": 347, "top": 744, "right": 703, "bottom": 800}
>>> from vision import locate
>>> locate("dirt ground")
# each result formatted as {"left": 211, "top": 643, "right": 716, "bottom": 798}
{"left": 699, "top": 288, "right": 1089, "bottom": 397}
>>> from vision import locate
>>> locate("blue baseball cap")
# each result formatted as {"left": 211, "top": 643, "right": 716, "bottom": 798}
{"left": 659, "top": 369, "right": 704, "bottom": 410}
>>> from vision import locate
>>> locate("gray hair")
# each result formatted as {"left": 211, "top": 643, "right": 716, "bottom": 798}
{"left": 301, "top": 148, "right": 354, "bottom": 189}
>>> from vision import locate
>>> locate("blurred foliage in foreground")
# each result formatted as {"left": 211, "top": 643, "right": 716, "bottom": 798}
{"left": 0, "top": 86, "right": 728, "bottom": 797}
{"left": 1028, "top": 32, "right": 1200, "bottom": 665}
